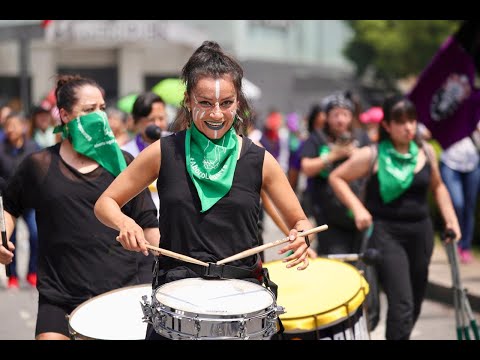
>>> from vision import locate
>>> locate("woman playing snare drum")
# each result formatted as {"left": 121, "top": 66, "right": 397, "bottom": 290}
{"left": 94, "top": 41, "right": 314, "bottom": 340}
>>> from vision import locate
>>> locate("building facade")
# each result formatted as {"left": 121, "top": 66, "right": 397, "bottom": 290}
{"left": 0, "top": 20, "right": 355, "bottom": 118}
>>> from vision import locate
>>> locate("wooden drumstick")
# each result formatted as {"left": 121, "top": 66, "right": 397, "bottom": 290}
{"left": 145, "top": 244, "right": 209, "bottom": 267}
{"left": 216, "top": 224, "right": 328, "bottom": 265}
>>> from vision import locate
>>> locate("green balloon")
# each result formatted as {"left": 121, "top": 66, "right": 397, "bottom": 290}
{"left": 152, "top": 78, "right": 186, "bottom": 108}
{"left": 117, "top": 93, "right": 138, "bottom": 114}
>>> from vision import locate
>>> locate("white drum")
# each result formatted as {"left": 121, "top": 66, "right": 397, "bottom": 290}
{"left": 144, "top": 278, "right": 281, "bottom": 340}
{"left": 68, "top": 284, "right": 152, "bottom": 340}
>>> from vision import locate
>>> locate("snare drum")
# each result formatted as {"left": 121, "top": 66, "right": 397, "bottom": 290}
{"left": 68, "top": 284, "right": 152, "bottom": 340}
{"left": 145, "top": 278, "right": 281, "bottom": 340}
{"left": 264, "top": 258, "right": 370, "bottom": 340}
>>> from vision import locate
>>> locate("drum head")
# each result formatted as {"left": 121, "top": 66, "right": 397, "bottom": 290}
{"left": 264, "top": 258, "right": 369, "bottom": 332}
{"left": 154, "top": 278, "right": 274, "bottom": 316}
{"left": 68, "top": 284, "right": 152, "bottom": 340}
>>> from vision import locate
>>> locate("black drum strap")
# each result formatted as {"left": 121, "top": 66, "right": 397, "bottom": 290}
{"left": 261, "top": 267, "right": 284, "bottom": 335}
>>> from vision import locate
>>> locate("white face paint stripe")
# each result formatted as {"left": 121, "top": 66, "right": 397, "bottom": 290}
{"left": 214, "top": 130, "right": 218, "bottom": 139}
{"left": 215, "top": 79, "right": 220, "bottom": 101}
{"left": 193, "top": 107, "right": 200, "bottom": 122}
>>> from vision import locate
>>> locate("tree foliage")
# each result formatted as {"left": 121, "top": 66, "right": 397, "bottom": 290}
{"left": 343, "top": 20, "right": 462, "bottom": 90}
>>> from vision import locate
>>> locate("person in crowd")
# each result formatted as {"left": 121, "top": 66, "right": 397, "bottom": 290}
{"left": 329, "top": 95, "right": 460, "bottom": 340}
{"left": 122, "top": 92, "right": 168, "bottom": 213}
{"left": 439, "top": 124, "right": 480, "bottom": 264}
{"left": 0, "top": 112, "right": 40, "bottom": 288}
{"left": 29, "top": 105, "right": 58, "bottom": 149}
{"left": 286, "top": 112, "right": 306, "bottom": 193}
{"left": 94, "top": 41, "right": 314, "bottom": 340}
{"left": 0, "top": 105, "right": 12, "bottom": 141}
{"left": 306, "top": 103, "right": 326, "bottom": 135}
{"left": 359, "top": 106, "right": 383, "bottom": 143}
{"left": 106, "top": 107, "right": 131, "bottom": 146}
{"left": 0, "top": 74, "right": 159, "bottom": 340}
{"left": 260, "top": 110, "right": 290, "bottom": 173}
{"left": 122, "top": 92, "right": 168, "bottom": 157}
{"left": 301, "top": 91, "right": 371, "bottom": 255}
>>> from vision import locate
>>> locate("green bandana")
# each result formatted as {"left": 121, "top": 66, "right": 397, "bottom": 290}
{"left": 54, "top": 111, "right": 127, "bottom": 177}
{"left": 377, "top": 139, "right": 419, "bottom": 203}
{"left": 185, "top": 123, "right": 239, "bottom": 213}
{"left": 318, "top": 144, "right": 331, "bottom": 178}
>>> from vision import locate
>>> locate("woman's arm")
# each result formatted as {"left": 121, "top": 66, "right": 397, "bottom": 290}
{"left": 426, "top": 143, "right": 461, "bottom": 242}
{"left": 0, "top": 211, "right": 17, "bottom": 265}
{"left": 94, "top": 140, "right": 161, "bottom": 254}
{"left": 328, "top": 146, "right": 374, "bottom": 231}
{"left": 262, "top": 151, "right": 314, "bottom": 269}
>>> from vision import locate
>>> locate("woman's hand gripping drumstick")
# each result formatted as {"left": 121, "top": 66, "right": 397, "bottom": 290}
{"left": 216, "top": 224, "right": 328, "bottom": 266}
{"left": 112, "top": 214, "right": 208, "bottom": 267}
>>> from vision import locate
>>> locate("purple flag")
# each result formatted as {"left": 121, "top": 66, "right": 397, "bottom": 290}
{"left": 408, "top": 36, "right": 480, "bottom": 149}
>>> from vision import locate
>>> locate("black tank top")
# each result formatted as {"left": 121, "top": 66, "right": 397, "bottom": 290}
{"left": 365, "top": 161, "right": 431, "bottom": 222}
{"left": 157, "top": 130, "right": 265, "bottom": 273}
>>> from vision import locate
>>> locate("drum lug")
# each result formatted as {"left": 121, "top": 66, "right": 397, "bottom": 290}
{"left": 152, "top": 306, "right": 167, "bottom": 334}
{"left": 238, "top": 319, "right": 247, "bottom": 339}
{"left": 194, "top": 316, "right": 201, "bottom": 339}
{"left": 276, "top": 305, "right": 286, "bottom": 315}
{"left": 140, "top": 295, "right": 154, "bottom": 324}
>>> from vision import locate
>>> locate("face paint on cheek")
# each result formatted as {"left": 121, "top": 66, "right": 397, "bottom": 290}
{"left": 192, "top": 107, "right": 200, "bottom": 122}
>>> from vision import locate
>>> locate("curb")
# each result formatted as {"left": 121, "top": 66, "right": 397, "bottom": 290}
{"left": 426, "top": 281, "right": 480, "bottom": 313}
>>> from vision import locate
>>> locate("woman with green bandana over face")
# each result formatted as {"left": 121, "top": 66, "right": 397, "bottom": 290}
{"left": 94, "top": 41, "right": 314, "bottom": 340}
{"left": 329, "top": 95, "right": 460, "bottom": 340}
{"left": 0, "top": 75, "right": 159, "bottom": 340}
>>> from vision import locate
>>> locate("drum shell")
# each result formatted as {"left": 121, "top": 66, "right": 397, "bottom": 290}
{"left": 264, "top": 258, "right": 370, "bottom": 340}
{"left": 149, "top": 278, "right": 280, "bottom": 340}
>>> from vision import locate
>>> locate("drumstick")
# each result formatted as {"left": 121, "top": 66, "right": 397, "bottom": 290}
{"left": 0, "top": 196, "right": 11, "bottom": 277}
{"left": 216, "top": 224, "right": 328, "bottom": 265}
{"left": 145, "top": 244, "right": 209, "bottom": 267}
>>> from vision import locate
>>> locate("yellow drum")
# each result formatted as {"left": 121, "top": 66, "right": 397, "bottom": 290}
{"left": 264, "top": 258, "right": 370, "bottom": 340}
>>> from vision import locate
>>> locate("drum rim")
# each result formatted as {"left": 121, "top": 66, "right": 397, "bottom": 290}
{"left": 68, "top": 283, "right": 152, "bottom": 340}
{"left": 153, "top": 278, "right": 277, "bottom": 318}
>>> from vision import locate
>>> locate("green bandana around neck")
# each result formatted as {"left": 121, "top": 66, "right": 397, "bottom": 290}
{"left": 318, "top": 144, "right": 331, "bottom": 178}
{"left": 53, "top": 111, "right": 127, "bottom": 177}
{"left": 185, "top": 122, "right": 239, "bottom": 213}
{"left": 377, "top": 139, "right": 419, "bottom": 203}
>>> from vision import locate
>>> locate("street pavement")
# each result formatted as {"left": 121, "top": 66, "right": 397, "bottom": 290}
{"left": 0, "top": 215, "right": 479, "bottom": 340}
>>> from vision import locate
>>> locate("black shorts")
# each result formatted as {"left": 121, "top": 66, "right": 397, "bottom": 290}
{"left": 35, "top": 295, "right": 76, "bottom": 338}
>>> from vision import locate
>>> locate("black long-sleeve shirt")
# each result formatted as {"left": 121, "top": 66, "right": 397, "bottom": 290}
{"left": 3, "top": 143, "right": 158, "bottom": 307}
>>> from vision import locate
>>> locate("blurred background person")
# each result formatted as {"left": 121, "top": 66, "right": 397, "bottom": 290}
{"left": 286, "top": 112, "right": 307, "bottom": 194}
{"left": 122, "top": 92, "right": 168, "bottom": 213}
{"left": 0, "top": 112, "right": 40, "bottom": 288}
{"left": 359, "top": 106, "right": 383, "bottom": 143}
{"left": 300, "top": 91, "right": 371, "bottom": 255}
{"left": 260, "top": 109, "right": 290, "bottom": 174}
{"left": 122, "top": 92, "right": 168, "bottom": 158}
{"left": 106, "top": 107, "right": 131, "bottom": 146}
{"left": 439, "top": 123, "right": 480, "bottom": 264}
{"left": 0, "top": 104, "right": 12, "bottom": 142}
{"left": 29, "top": 105, "right": 58, "bottom": 149}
